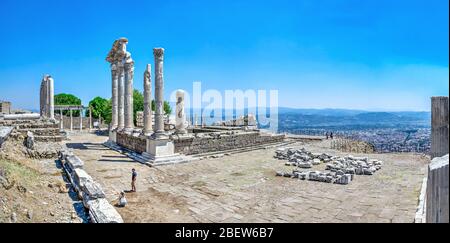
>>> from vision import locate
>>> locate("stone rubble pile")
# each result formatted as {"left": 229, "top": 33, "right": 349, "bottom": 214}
{"left": 275, "top": 148, "right": 383, "bottom": 185}
{"left": 58, "top": 149, "right": 123, "bottom": 223}
{"left": 274, "top": 148, "right": 333, "bottom": 168}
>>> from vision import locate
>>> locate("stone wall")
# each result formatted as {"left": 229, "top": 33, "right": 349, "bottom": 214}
{"left": 431, "top": 96, "right": 449, "bottom": 159}
{"left": 426, "top": 154, "right": 449, "bottom": 223}
{"left": 0, "top": 101, "right": 11, "bottom": 115}
{"left": 116, "top": 132, "right": 147, "bottom": 154}
{"left": 174, "top": 131, "right": 285, "bottom": 155}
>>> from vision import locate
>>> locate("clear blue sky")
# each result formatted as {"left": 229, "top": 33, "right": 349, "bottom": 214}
{"left": 0, "top": 0, "right": 448, "bottom": 111}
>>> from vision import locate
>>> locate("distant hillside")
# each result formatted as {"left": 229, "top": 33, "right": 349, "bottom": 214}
{"left": 277, "top": 110, "right": 431, "bottom": 129}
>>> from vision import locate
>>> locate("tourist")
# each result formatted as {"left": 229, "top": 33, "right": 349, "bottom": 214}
{"left": 330, "top": 132, "right": 334, "bottom": 139}
{"left": 131, "top": 168, "right": 137, "bottom": 192}
{"left": 325, "top": 132, "right": 329, "bottom": 139}
{"left": 117, "top": 191, "right": 127, "bottom": 207}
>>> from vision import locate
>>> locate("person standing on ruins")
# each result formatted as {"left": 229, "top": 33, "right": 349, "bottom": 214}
{"left": 131, "top": 168, "right": 137, "bottom": 192}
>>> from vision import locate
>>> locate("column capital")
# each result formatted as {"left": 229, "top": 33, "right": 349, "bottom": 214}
{"left": 153, "top": 48, "right": 165, "bottom": 60}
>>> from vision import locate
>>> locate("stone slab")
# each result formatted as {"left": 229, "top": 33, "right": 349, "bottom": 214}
{"left": 0, "top": 126, "right": 13, "bottom": 147}
{"left": 88, "top": 198, "right": 124, "bottom": 223}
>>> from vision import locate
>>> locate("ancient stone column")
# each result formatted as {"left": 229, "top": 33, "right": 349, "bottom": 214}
{"left": 70, "top": 109, "right": 73, "bottom": 131}
{"left": 79, "top": 108, "right": 83, "bottom": 131}
{"left": 143, "top": 64, "right": 153, "bottom": 136}
{"left": 431, "top": 96, "right": 449, "bottom": 159}
{"left": 59, "top": 109, "right": 64, "bottom": 131}
{"left": 117, "top": 62, "right": 125, "bottom": 130}
{"left": 153, "top": 48, "right": 166, "bottom": 138}
{"left": 110, "top": 63, "right": 119, "bottom": 129}
{"left": 175, "top": 90, "right": 187, "bottom": 134}
{"left": 89, "top": 106, "right": 92, "bottom": 130}
{"left": 47, "top": 76, "right": 54, "bottom": 120}
{"left": 124, "top": 53, "right": 135, "bottom": 133}
{"left": 40, "top": 76, "right": 48, "bottom": 118}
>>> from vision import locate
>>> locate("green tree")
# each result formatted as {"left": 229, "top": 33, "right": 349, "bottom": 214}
{"left": 54, "top": 93, "right": 82, "bottom": 116}
{"left": 151, "top": 100, "right": 172, "bottom": 115}
{"left": 133, "top": 89, "right": 144, "bottom": 125}
{"left": 86, "top": 97, "right": 111, "bottom": 122}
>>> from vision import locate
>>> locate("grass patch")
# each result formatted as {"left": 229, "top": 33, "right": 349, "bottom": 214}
{"left": 0, "top": 159, "right": 40, "bottom": 187}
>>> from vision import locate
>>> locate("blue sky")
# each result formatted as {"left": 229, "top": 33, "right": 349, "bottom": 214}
{"left": 0, "top": 0, "right": 448, "bottom": 111}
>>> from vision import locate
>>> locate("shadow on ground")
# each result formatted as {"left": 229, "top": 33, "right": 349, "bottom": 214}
{"left": 54, "top": 159, "right": 90, "bottom": 223}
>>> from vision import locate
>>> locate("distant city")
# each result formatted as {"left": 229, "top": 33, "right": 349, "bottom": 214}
{"left": 275, "top": 109, "right": 431, "bottom": 154}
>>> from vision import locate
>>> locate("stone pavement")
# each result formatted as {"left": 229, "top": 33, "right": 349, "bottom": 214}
{"left": 64, "top": 132, "right": 429, "bottom": 223}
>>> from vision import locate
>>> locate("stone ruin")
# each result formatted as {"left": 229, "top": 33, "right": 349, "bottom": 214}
{"left": 274, "top": 147, "right": 383, "bottom": 185}
{"left": 0, "top": 75, "right": 64, "bottom": 159}
{"left": 104, "top": 38, "right": 286, "bottom": 166}
{"left": 58, "top": 149, "right": 123, "bottom": 223}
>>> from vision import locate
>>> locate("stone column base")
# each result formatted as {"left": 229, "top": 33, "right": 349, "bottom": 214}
{"left": 108, "top": 130, "right": 117, "bottom": 143}
{"left": 144, "top": 138, "right": 186, "bottom": 165}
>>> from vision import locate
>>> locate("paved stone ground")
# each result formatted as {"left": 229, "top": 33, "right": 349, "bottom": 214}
{"left": 64, "top": 132, "right": 429, "bottom": 223}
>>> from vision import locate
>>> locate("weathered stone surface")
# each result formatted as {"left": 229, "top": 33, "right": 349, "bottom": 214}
{"left": 175, "top": 90, "right": 187, "bottom": 134}
{"left": 0, "top": 126, "right": 13, "bottom": 148}
{"left": 275, "top": 148, "right": 382, "bottom": 185}
{"left": 66, "top": 155, "right": 84, "bottom": 170}
{"left": 88, "top": 198, "right": 124, "bottom": 223}
{"left": 26, "top": 131, "right": 34, "bottom": 150}
{"left": 426, "top": 154, "right": 449, "bottom": 223}
{"left": 73, "top": 168, "right": 93, "bottom": 191}
{"left": 143, "top": 64, "right": 152, "bottom": 135}
{"left": 174, "top": 131, "right": 285, "bottom": 155}
{"left": 82, "top": 180, "right": 106, "bottom": 208}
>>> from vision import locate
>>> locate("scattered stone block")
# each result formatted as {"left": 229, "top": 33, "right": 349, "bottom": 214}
{"left": 66, "top": 155, "right": 84, "bottom": 170}
{"left": 26, "top": 131, "right": 34, "bottom": 150}
{"left": 0, "top": 126, "right": 13, "bottom": 148}
{"left": 88, "top": 198, "right": 124, "bottom": 223}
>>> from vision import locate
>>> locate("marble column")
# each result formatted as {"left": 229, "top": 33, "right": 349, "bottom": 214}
{"left": 153, "top": 48, "right": 166, "bottom": 138}
{"left": 89, "top": 107, "right": 92, "bottom": 130}
{"left": 40, "top": 76, "right": 48, "bottom": 118}
{"left": 117, "top": 62, "right": 125, "bottom": 130}
{"left": 111, "top": 63, "right": 119, "bottom": 129}
{"left": 143, "top": 64, "right": 153, "bottom": 136}
{"left": 79, "top": 108, "right": 83, "bottom": 131}
{"left": 175, "top": 90, "right": 187, "bottom": 134}
{"left": 124, "top": 55, "right": 135, "bottom": 133}
{"left": 47, "top": 76, "right": 54, "bottom": 120}
{"left": 70, "top": 109, "right": 73, "bottom": 131}
{"left": 60, "top": 109, "right": 63, "bottom": 131}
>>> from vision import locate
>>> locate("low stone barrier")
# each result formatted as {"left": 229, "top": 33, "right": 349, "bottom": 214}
{"left": 174, "top": 131, "right": 285, "bottom": 155}
{"left": 116, "top": 132, "right": 146, "bottom": 154}
{"left": 59, "top": 149, "right": 123, "bottom": 223}
{"left": 426, "top": 154, "right": 449, "bottom": 223}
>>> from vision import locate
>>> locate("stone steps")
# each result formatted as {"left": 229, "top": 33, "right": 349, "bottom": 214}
{"left": 103, "top": 141, "right": 193, "bottom": 167}
{"left": 16, "top": 128, "right": 61, "bottom": 136}
{"left": 34, "top": 135, "right": 64, "bottom": 142}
